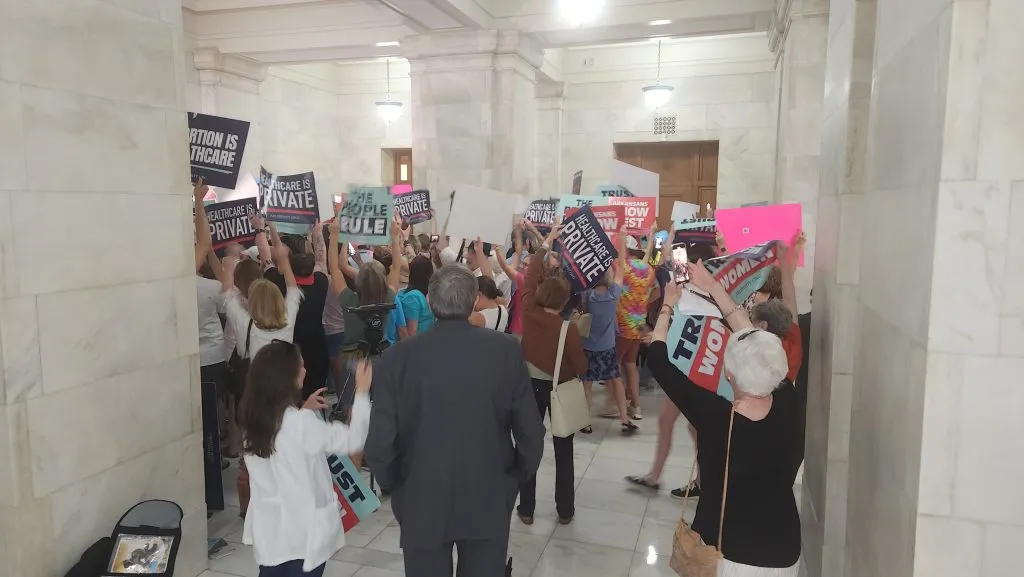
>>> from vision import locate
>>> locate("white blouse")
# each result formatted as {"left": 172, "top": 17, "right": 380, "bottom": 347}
{"left": 222, "top": 286, "right": 303, "bottom": 358}
{"left": 242, "top": 395, "right": 371, "bottom": 571}
{"left": 478, "top": 305, "right": 509, "bottom": 332}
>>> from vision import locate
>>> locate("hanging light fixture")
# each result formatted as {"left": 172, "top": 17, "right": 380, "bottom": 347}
{"left": 376, "top": 58, "right": 403, "bottom": 123}
{"left": 558, "top": 0, "right": 604, "bottom": 27}
{"left": 642, "top": 39, "right": 674, "bottom": 110}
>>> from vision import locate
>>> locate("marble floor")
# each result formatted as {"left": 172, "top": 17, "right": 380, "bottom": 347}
{"left": 200, "top": 390, "right": 802, "bottom": 577}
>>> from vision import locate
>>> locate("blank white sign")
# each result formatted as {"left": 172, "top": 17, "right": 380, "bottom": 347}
{"left": 446, "top": 184, "right": 518, "bottom": 246}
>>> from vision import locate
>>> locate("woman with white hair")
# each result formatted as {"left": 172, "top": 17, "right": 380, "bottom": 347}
{"left": 647, "top": 262, "right": 802, "bottom": 577}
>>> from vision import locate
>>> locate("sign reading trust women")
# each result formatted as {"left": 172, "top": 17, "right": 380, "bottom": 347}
{"left": 559, "top": 205, "right": 616, "bottom": 293}
{"left": 188, "top": 113, "right": 250, "bottom": 189}
{"left": 259, "top": 167, "right": 319, "bottom": 233}
{"left": 339, "top": 187, "right": 393, "bottom": 245}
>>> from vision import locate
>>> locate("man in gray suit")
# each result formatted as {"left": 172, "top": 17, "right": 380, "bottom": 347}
{"left": 366, "top": 264, "right": 545, "bottom": 577}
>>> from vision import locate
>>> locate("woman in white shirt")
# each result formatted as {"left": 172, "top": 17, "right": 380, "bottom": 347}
{"left": 470, "top": 276, "right": 509, "bottom": 332}
{"left": 239, "top": 340, "right": 372, "bottom": 577}
{"left": 221, "top": 224, "right": 304, "bottom": 360}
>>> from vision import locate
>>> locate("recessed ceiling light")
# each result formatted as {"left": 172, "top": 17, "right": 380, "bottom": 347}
{"left": 649, "top": 19, "right": 672, "bottom": 26}
{"left": 376, "top": 41, "right": 400, "bottom": 47}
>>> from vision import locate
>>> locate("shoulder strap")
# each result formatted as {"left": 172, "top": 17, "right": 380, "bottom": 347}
{"left": 244, "top": 319, "right": 254, "bottom": 359}
{"left": 717, "top": 408, "right": 736, "bottom": 551}
{"left": 552, "top": 320, "right": 570, "bottom": 384}
{"left": 494, "top": 307, "right": 504, "bottom": 330}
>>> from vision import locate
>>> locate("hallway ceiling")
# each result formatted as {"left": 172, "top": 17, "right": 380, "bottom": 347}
{"left": 185, "top": 0, "right": 773, "bottom": 64}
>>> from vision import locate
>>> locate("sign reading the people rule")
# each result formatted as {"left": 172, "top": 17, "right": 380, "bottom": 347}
{"left": 259, "top": 167, "right": 319, "bottom": 233}
{"left": 205, "top": 198, "right": 258, "bottom": 249}
{"left": 393, "top": 189, "right": 432, "bottom": 225}
{"left": 188, "top": 113, "right": 250, "bottom": 189}
{"left": 339, "top": 187, "right": 393, "bottom": 245}
{"left": 559, "top": 205, "right": 616, "bottom": 293}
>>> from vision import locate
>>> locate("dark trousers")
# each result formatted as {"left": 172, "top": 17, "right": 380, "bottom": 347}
{"left": 517, "top": 378, "right": 575, "bottom": 520}
{"left": 258, "top": 560, "right": 325, "bottom": 577}
{"left": 403, "top": 536, "right": 509, "bottom": 577}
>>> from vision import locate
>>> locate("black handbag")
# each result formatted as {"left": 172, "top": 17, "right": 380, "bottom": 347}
{"left": 104, "top": 500, "right": 183, "bottom": 576}
{"left": 226, "top": 319, "right": 253, "bottom": 398}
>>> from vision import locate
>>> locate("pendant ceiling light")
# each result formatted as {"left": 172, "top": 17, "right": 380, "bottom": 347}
{"left": 642, "top": 39, "right": 674, "bottom": 110}
{"left": 376, "top": 58, "right": 403, "bottom": 123}
{"left": 558, "top": 0, "right": 604, "bottom": 26}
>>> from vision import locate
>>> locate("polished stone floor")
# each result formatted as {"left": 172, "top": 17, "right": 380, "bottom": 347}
{"left": 201, "top": 390, "right": 802, "bottom": 577}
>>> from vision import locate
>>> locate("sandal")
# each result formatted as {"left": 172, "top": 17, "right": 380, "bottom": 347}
{"left": 579, "top": 426, "right": 593, "bottom": 434}
{"left": 621, "top": 421, "right": 638, "bottom": 435}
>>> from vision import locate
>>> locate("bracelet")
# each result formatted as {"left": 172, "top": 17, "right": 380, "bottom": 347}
{"left": 660, "top": 304, "right": 674, "bottom": 316}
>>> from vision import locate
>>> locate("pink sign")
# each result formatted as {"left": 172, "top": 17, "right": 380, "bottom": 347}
{"left": 607, "top": 196, "right": 656, "bottom": 235}
{"left": 391, "top": 184, "right": 413, "bottom": 194}
{"left": 715, "top": 203, "right": 804, "bottom": 266}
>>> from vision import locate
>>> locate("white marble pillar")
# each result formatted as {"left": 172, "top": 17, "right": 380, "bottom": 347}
{"left": 799, "top": 2, "right": 875, "bottom": 577}
{"left": 403, "top": 30, "right": 542, "bottom": 219}
{"left": 772, "top": 0, "right": 830, "bottom": 312}
{"left": 835, "top": 0, "right": 1024, "bottom": 575}
{"left": 0, "top": 1, "right": 206, "bottom": 576}
{"left": 536, "top": 80, "right": 565, "bottom": 197}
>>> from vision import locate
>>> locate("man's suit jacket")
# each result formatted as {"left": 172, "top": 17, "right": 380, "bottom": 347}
{"left": 365, "top": 319, "right": 545, "bottom": 548}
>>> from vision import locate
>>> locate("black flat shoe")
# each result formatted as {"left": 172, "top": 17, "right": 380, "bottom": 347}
{"left": 579, "top": 426, "right": 593, "bottom": 434}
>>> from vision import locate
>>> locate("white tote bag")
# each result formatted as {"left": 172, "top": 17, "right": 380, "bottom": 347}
{"left": 549, "top": 321, "right": 591, "bottom": 438}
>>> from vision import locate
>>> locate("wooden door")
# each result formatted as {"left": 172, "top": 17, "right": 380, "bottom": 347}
{"left": 392, "top": 149, "right": 412, "bottom": 187}
{"left": 614, "top": 141, "right": 719, "bottom": 231}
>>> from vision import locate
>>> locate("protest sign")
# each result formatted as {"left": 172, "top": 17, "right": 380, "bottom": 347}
{"left": 259, "top": 167, "right": 319, "bottom": 232}
{"left": 524, "top": 198, "right": 558, "bottom": 233}
{"left": 327, "top": 453, "right": 381, "bottom": 533}
{"left": 610, "top": 159, "right": 660, "bottom": 211}
{"left": 597, "top": 185, "right": 634, "bottom": 197}
{"left": 673, "top": 218, "right": 718, "bottom": 245}
{"left": 671, "top": 201, "right": 699, "bottom": 221}
{"left": 391, "top": 184, "right": 413, "bottom": 195}
{"left": 447, "top": 185, "right": 518, "bottom": 246}
{"left": 339, "top": 187, "right": 393, "bottom": 245}
{"left": 564, "top": 205, "right": 623, "bottom": 235}
{"left": 205, "top": 198, "right": 258, "bottom": 249}
{"left": 393, "top": 189, "right": 432, "bottom": 225}
{"left": 571, "top": 170, "right": 583, "bottom": 195}
{"left": 666, "top": 314, "right": 734, "bottom": 401}
{"left": 188, "top": 113, "right": 250, "bottom": 189}
{"left": 716, "top": 203, "right": 804, "bottom": 265}
{"left": 558, "top": 195, "right": 607, "bottom": 220}
{"left": 608, "top": 196, "right": 656, "bottom": 235}
{"left": 559, "top": 206, "right": 617, "bottom": 292}
{"left": 703, "top": 241, "right": 778, "bottom": 305}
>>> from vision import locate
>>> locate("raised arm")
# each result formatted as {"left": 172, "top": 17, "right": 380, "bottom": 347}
{"left": 327, "top": 219, "right": 348, "bottom": 294}
{"left": 387, "top": 218, "right": 402, "bottom": 292}
{"left": 685, "top": 259, "right": 753, "bottom": 332}
{"left": 779, "top": 232, "right": 804, "bottom": 321}
{"left": 193, "top": 179, "right": 213, "bottom": 272}
{"left": 494, "top": 242, "right": 518, "bottom": 280}
{"left": 311, "top": 221, "right": 327, "bottom": 274}
{"left": 269, "top": 223, "right": 297, "bottom": 288}
{"left": 250, "top": 213, "right": 272, "bottom": 269}
{"left": 474, "top": 238, "right": 494, "bottom": 278}
{"left": 642, "top": 222, "right": 657, "bottom": 263}
{"left": 615, "top": 227, "right": 628, "bottom": 286}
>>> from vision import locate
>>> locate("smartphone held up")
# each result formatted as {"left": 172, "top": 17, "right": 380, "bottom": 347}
{"left": 672, "top": 245, "right": 689, "bottom": 284}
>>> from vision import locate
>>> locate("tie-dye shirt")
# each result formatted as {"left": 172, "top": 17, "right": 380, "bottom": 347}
{"left": 616, "top": 259, "right": 655, "bottom": 340}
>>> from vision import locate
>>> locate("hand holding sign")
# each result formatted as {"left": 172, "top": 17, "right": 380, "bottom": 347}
{"left": 685, "top": 260, "right": 718, "bottom": 294}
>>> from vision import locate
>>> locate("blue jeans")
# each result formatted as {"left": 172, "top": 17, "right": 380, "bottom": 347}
{"left": 258, "top": 560, "right": 325, "bottom": 577}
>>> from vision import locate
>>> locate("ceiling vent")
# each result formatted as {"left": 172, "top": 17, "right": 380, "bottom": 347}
{"left": 652, "top": 114, "right": 677, "bottom": 136}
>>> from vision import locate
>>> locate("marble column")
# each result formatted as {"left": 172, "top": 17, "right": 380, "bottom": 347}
{"left": 837, "top": 0, "right": 1024, "bottom": 575}
{"left": 403, "top": 30, "right": 542, "bottom": 221}
{"left": 0, "top": 1, "right": 206, "bottom": 576}
{"left": 535, "top": 80, "right": 565, "bottom": 197}
{"left": 798, "top": 1, "right": 875, "bottom": 577}
{"left": 772, "top": 0, "right": 830, "bottom": 312}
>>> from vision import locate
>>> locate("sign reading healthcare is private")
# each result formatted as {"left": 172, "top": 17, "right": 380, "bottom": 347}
{"left": 188, "top": 113, "right": 250, "bottom": 189}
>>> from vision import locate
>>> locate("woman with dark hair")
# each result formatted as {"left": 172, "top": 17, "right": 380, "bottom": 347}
{"left": 517, "top": 222, "right": 587, "bottom": 527}
{"left": 239, "top": 341, "right": 372, "bottom": 577}
{"left": 399, "top": 255, "right": 435, "bottom": 337}
{"left": 470, "top": 276, "right": 508, "bottom": 331}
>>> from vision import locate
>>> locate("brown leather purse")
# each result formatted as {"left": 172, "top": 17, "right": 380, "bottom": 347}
{"left": 669, "top": 409, "right": 735, "bottom": 577}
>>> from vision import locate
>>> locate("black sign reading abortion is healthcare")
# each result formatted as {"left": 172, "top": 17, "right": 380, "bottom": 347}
{"left": 259, "top": 167, "right": 320, "bottom": 227}
{"left": 188, "top": 113, "right": 250, "bottom": 189}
